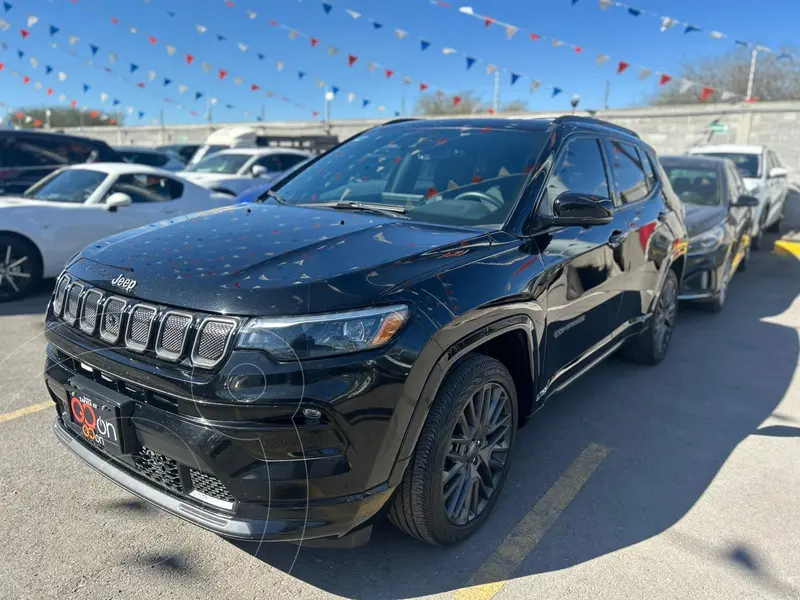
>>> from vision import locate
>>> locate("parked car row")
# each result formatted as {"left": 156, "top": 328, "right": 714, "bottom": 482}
{"left": 0, "top": 116, "right": 790, "bottom": 549}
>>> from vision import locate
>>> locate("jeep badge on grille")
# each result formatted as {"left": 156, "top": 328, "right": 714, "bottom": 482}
{"left": 111, "top": 274, "right": 138, "bottom": 293}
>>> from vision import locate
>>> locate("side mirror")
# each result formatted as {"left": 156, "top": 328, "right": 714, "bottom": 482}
{"left": 734, "top": 194, "right": 760, "bottom": 207}
{"left": 106, "top": 192, "right": 132, "bottom": 212}
{"left": 769, "top": 166, "right": 788, "bottom": 179}
{"left": 251, "top": 165, "right": 268, "bottom": 178}
{"left": 552, "top": 192, "right": 614, "bottom": 227}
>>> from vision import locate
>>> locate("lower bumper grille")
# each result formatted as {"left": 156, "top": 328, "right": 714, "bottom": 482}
{"left": 131, "top": 447, "right": 182, "bottom": 495}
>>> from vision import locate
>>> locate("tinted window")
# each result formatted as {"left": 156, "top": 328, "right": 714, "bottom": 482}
{"left": 120, "top": 151, "right": 169, "bottom": 167}
{"left": 662, "top": 167, "right": 721, "bottom": 206}
{"left": 186, "top": 153, "right": 251, "bottom": 174}
{"left": 108, "top": 174, "right": 181, "bottom": 203}
{"left": 23, "top": 168, "right": 108, "bottom": 203}
{"left": 273, "top": 127, "right": 546, "bottom": 227}
{"left": 642, "top": 152, "right": 658, "bottom": 190}
{"left": 546, "top": 137, "right": 610, "bottom": 207}
{"left": 604, "top": 140, "right": 649, "bottom": 204}
{"left": 696, "top": 152, "right": 760, "bottom": 178}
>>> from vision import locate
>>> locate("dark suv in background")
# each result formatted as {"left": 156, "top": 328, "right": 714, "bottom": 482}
{"left": 0, "top": 130, "right": 122, "bottom": 195}
{"left": 44, "top": 116, "right": 687, "bottom": 547}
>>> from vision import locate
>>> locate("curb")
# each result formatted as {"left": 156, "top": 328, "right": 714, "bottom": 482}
{"left": 774, "top": 239, "right": 800, "bottom": 259}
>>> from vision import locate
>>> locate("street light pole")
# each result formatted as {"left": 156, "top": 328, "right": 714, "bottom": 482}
{"left": 746, "top": 48, "right": 758, "bottom": 102}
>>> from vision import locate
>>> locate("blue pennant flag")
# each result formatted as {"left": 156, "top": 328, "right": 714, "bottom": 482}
{"left": 372, "top": 22, "right": 383, "bottom": 29}
{"left": 16, "top": 49, "right": 23, "bottom": 59}
{"left": 49, "top": 25, "right": 59, "bottom": 36}
{"left": 45, "top": 65, "right": 52, "bottom": 74}
{"left": 394, "top": 111, "right": 400, "bottom": 116}
{"left": 90, "top": 44, "right": 99, "bottom": 56}
{"left": 130, "top": 63, "right": 138, "bottom": 73}
{"left": 627, "top": 8, "right": 640, "bottom": 16}
{"left": 362, "top": 99, "right": 370, "bottom": 108}
{"left": 83, "top": 83, "right": 90, "bottom": 93}
{"left": 298, "top": 71, "right": 305, "bottom": 79}
{"left": 163, "top": 78, "right": 172, "bottom": 86}
{"left": 552, "top": 87, "right": 562, "bottom": 97}
{"left": 510, "top": 73, "right": 520, "bottom": 86}
{"left": 113, "top": 99, "right": 120, "bottom": 105}
{"left": 225, "top": 104, "right": 234, "bottom": 109}
{"left": 195, "top": 92, "right": 203, "bottom": 100}
{"left": 138, "top": 111, "right": 144, "bottom": 119}
{"left": 256, "top": 116, "right": 263, "bottom": 122}
{"left": 257, "top": 52, "right": 265, "bottom": 60}
{"left": 2, "top": 2, "right": 11, "bottom": 13}
{"left": 420, "top": 40, "right": 430, "bottom": 51}
{"left": 684, "top": 24, "right": 701, "bottom": 34}
{"left": 571, "top": 0, "right": 579, "bottom": 4}
{"left": 331, "top": 86, "right": 340, "bottom": 95}
{"left": 216, "top": 34, "right": 226, "bottom": 42}
{"left": 777, "top": 52, "right": 793, "bottom": 61}
{"left": 167, "top": 10, "right": 175, "bottom": 17}
{"left": 321, "top": 2, "right": 332, "bottom": 14}
{"left": 466, "top": 56, "right": 476, "bottom": 70}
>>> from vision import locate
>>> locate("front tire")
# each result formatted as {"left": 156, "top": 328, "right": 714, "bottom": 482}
{"left": 0, "top": 234, "right": 42, "bottom": 302}
{"left": 621, "top": 269, "right": 678, "bottom": 365}
{"left": 766, "top": 213, "right": 782, "bottom": 233}
{"left": 388, "top": 354, "right": 518, "bottom": 545}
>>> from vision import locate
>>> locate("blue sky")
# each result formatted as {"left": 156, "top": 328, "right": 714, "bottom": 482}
{"left": 0, "top": 0, "right": 797, "bottom": 125}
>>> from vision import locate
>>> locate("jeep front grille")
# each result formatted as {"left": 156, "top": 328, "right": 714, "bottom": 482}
{"left": 79, "top": 289, "right": 103, "bottom": 334}
{"left": 125, "top": 304, "right": 157, "bottom": 352}
{"left": 156, "top": 311, "right": 193, "bottom": 361}
{"left": 63, "top": 283, "right": 83, "bottom": 325}
{"left": 192, "top": 318, "right": 237, "bottom": 368}
{"left": 100, "top": 296, "right": 127, "bottom": 344}
{"left": 52, "top": 274, "right": 70, "bottom": 316}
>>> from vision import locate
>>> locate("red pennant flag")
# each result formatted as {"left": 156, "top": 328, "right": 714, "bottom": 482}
{"left": 529, "top": 33, "right": 541, "bottom": 41}
{"left": 574, "top": 46, "right": 583, "bottom": 53}
{"left": 186, "top": 54, "right": 194, "bottom": 64}
{"left": 34, "top": 119, "right": 42, "bottom": 127}
{"left": 225, "top": 0, "right": 235, "bottom": 6}
{"left": 111, "top": 17, "right": 119, "bottom": 24}
{"left": 700, "top": 86, "right": 715, "bottom": 101}
{"left": 617, "top": 61, "right": 629, "bottom": 74}
{"left": 47, "top": 88, "right": 53, "bottom": 95}
{"left": 22, "top": 76, "right": 30, "bottom": 84}
{"left": 745, "top": 97, "right": 759, "bottom": 104}
{"left": 90, "top": 110, "right": 99, "bottom": 118}
{"left": 484, "top": 17, "right": 494, "bottom": 27}
{"left": 310, "top": 37, "right": 318, "bottom": 47}
{"left": 16, "top": 112, "right": 24, "bottom": 119}
{"left": 348, "top": 54, "right": 358, "bottom": 66}
{"left": 110, "top": 119, "right": 117, "bottom": 125}
{"left": 312, "top": 111, "right": 319, "bottom": 118}
{"left": 269, "top": 20, "right": 278, "bottom": 26}
{"left": 0, "top": 63, "right": 4, "bottom": 72}
{"left": 137, "top": 82, "right": 145, "bottom": 88}
{"left": 453, "top": 96, "right": 462, "bottom": 107}
{"left": 419, "top": 82, "right": 429, "bottom": 91}
{"left": 104, "top": 67, "right": 112, "bottom": 73}
{"left": 426, "top": 187, "right": 438, "bottom": 199}
{"left": 20, "top": 29, "right": 29, "bottom": 39}
{"left": 385, "top": 69, "right": 394, "bottom": 78}
{"left": 659, "top": 74, "right": 672, "bottom": 86}
{"left": 71, "top": 100, "right": 78, "bottom": 108}
{"left": 149, "top": 36, "right": 158, "bottom": 45}
{"left": 219, "top": 69, "right": 227, "bottom": 79}
{"left": 251, "top": 83, "right": 260, "bottom": 91}
{"left": 191, "top": 111, "right": 198, "bottom": 116}
{"left": 488, "top": 108, "right": 495, "bottom": 115}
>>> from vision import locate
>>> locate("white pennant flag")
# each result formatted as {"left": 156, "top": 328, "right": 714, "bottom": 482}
{"left": 552, "top": 40, "right": 564, "bottom": 47}
{"left": 210, "top": 97, "right": 218, "bottom": 105}
{"left": 147, "top": 70, "right": 156, "bottom": 81}
{"left": 29, "top": 57, "right": 38, "bottom": 68}
{"left": 345, "top": 9, "right": 361, "bottom": 19}
{"left": 127, "top": 106, "right": 134, "bottom": 114}
{"left": 288, "top": 30, "right": 298, "bottom": 41}
{"left": 265, "top": 91, "right": 274, "bottom": 98}
{"left": 530, "top": 80, "right": 541, "bottom": 93}
{"left": 58, "top": 72, "right": 67, "bottom": 81}
{"left": 710, "top": 31, "right": 726, "bottom": 40}
{"left": 238, "top": 42, "right": 248, "bottom": 52}
{"left": 486, "top": 64, "right": 497, "bottom": 75}
{"left": 58, "top": 93, "right": 66, "bottom": 102}
{"left": 505, "top": 25, "right": 518, "bottom": 40}
{"left": 368, "top": 62, "right": 377, "bottom": 73}
{"left": 599, "top": 0, "right": 612, "bottom": 10}
{"left": 27, "top": 15, "right": 39, "bottom": 28}
{"left": 276, "top": 61, "right": 284, "bottom": 71}
{"left": 234, "top": 76, "right": 242, "bottom": 85}
{"left": 660, "top": 17, "right": 677, "bottom": 32}
{"left": 201, "top": 62, "right": 211, "bottom": 72}
{"left": 402, "top": 76, "right": 412, "bottom": 85}
{"left": 34, "top": 81, "right": 41, "bottom": 89}
{"left": 100, "top": 92, "right": 109, "bottom": 102}
{"left": 0, "top": 19, "right": 10, "bottom": 32}
{"left": 442, "top": 47, "right": 457, "bottom": 55}
{"left": 197, "top": 25, "right": 207, "bottom": 34}
{"left": 377, "top": 105, "right": 386, "bottom": 112}
{"left": 25, "top": 115, "right": 33, "bottom": 123}
{"left": 597, "top": 54, "right": 610, "bottom": 65}
{"left": 247, "top": 10, "right": 256, "bottom": 19}
{"left": 178, "top": 84, "right": 188, "bottom": 94}
{"left": 69, "top": 35, "right": 79, "bottom": 45}
{"left": 347, "top": 92, "right": 356, "bottom": 103}
{"left": 679, "top": 79, "right": 694, "bottom": 94}
{"left": 48, "top": 42, "right": 57, "bottom": 50}
{"left": 109, "top": 53, "right": 117, "bottom": 64}
{"left": 328, "top": 46, "right": 338, "bottom": 56}
{"left": 721, "top": 90, "right": 737, "bottom": 101}
{"left": 395, "top": 29, "right": 408, "bottom": 40}
{"left": 129, "top": 27, "right": 138, "bottom": 34}
{"left": 639, "top": 67, "right": 652, "bottom": 81}
{"left": 100, "top": 115, "right": 109, "bottom": 121}
{"left": 316, "top": 79, "right": 325, "bottom": 88}
{"left": 166, "top": 45, "right": 176, "bottom": 56}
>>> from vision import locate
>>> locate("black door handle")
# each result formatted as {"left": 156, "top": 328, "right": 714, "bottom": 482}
{"left": 608, "top": 230, "right": 628, "bottom": 248}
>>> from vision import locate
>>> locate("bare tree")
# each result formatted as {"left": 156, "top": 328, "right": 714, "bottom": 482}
{"left": 650, "top": 47, "right": 800, "bottom": 105}
{"left": 4, "top": 107, "right": 122, "bottom": 129}
{"left": 414, "top": 92, "right": 529, "bottom": 115}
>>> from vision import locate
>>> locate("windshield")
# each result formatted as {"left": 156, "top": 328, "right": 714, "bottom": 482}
{"left": 23, "top": 168, "right": 108, "bottom": 203}
{"left": 188, "top": 144, "right": 230, "bottom": 165}
{"left": 273, "top": 126, "right": 546, "bottom": 227}
{"left": 696, "top": 152, "right": 760, "bottom": 178}
{"left": 663, "top": 166, "right": 721, "bottom": 206}
{"left": 186, "top": 153, "right": 251, "bottom": 174}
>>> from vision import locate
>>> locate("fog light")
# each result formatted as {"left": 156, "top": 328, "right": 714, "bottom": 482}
{"left": 302, "top": 408, "right": 322, "bottom": 420}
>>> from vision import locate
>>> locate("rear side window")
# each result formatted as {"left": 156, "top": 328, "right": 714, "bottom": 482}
{"left": 121, "top": 151, "right": 170, "bottom": 167}
{"left": 604, "top": 140, "right": 649, "bottom": 204}
{"left": 546, "top": 137, "right": 610, "bottom": 207}
{"left": 642, "top": 152, "right": 658, "bottom": 190}
{"left": 108, "top": 174, "right": 182, "bottom": 203}
{"left": 255, "top": 154, "right": 306, "bottom": 172}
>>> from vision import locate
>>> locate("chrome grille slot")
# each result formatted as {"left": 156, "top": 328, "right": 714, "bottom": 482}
{"left": 63, "top": 283, "right": 84, "bottom": 325}
{"left": 100, "top": 296, "right": 127, "bottom": 344}
{"left": 156, "top": 311, "right": 193, "bottom": 361}
{"left": 79, "top": 289, "right": 104, "bottom": 334}
{"left": 52, "top": 274, "right": 70, "bottom": 316}
{"left": 125, "top": 304, "right": 157, "bottom": 352}
{"left": 189, "top": 470, "right": 235, "bottom": 510}
{"left": 192, "top": 317, "right": 237, "bottom": 368}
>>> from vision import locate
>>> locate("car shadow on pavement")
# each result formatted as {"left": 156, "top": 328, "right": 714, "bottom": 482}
{"left": 0, "top": 279, "right": 54, "bottom": 317}
{"left": 233, "top": 248, "right": 799, "bottom": 598}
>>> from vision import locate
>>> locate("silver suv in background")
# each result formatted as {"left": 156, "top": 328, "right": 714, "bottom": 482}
{"left": 688, "top": 144, "right": 789, "bottom": 249}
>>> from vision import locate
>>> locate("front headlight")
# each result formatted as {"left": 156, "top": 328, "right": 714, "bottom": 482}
{"left": 236, "top": 304, "right": 409, "bottom": 361}
{"left": 688, "top": 224, "right": 725, "bottom": 254}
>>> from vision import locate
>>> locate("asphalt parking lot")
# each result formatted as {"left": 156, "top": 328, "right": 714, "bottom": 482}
{"left": 1, "top": 235, "right": 799, "bottom": 600}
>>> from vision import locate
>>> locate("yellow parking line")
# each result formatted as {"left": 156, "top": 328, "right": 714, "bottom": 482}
{"left": 774, "top": 240, "right": 800, "bottom": 259}
{"left": 455, "top": 443, "right": 611, "bottom": 600}
{"left": 0, "top": 401, "right": 52, "bottom": 424}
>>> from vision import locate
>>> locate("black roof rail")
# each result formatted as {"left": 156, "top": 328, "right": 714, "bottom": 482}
{"left": 380, "top": 118, "right": 421, "bottom": 126}
{"left": 551, "top": 115, "right": 640, "bottom": 139}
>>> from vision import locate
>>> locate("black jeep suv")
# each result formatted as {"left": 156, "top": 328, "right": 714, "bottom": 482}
{"left": 44, "top": 117, "right": 687, "bottom": 546}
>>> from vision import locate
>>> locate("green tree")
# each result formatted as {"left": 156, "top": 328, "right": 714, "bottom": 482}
{"left": 414, "top": 92, "right": 529, "bottom": 115}
{"left": 650, "top": 47, "right": 800, "bottom": 105}
{"left": 4, "top": 106, "right": 122, "bottom": 129}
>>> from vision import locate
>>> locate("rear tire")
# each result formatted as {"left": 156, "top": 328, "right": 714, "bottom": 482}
{"left": 621, "top": 269, "right": 678, "bottom": 365}
{"left": 0, "top": 234, "right": 42, "bottom": 303}
{"left": 388, "top": 354, "right": 518, "bottom": 545}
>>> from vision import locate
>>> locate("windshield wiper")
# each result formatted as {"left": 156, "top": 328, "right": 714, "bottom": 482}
{"left": 264, "top": 189, "right": 289, "bottom": 205}
{"left": 298, "top": 200, "right": 408, "bottom": 218}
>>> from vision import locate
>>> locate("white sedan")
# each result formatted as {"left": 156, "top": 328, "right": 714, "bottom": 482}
{"left": 179, "top": 148, "right": 311, "bottom": 197}
{"left": 0, "top": 163, "right": 235, "bottom": 301}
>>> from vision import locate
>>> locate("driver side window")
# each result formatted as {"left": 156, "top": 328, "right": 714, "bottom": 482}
{"left": 546, "top": 137, "right": 610, "bottom": 209}
{"left": 107, "top": 174, "right": 182, "bottom": 203}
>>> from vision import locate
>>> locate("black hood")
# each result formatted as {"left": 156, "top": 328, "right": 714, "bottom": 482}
{"left": 66, "top": 203, "right": 484, "bottom": 315}
{"left": 683, "top": 204, "right": 726, "bottom": 237}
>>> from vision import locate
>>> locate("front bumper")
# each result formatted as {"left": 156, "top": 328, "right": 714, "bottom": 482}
{"left": 677, "top": 247, "right": 729, "bottom": 301}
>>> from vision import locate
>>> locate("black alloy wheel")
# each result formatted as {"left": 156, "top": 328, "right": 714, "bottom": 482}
{"left": 0, "top": 235, "right": 41, "bottom": 302}
{"left": 621, "top": 269, "right": 679, "bottom": 365}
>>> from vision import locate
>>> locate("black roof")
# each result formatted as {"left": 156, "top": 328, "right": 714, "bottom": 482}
{"left": 0, "top": 128, "right": 112, "bottom": 146}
